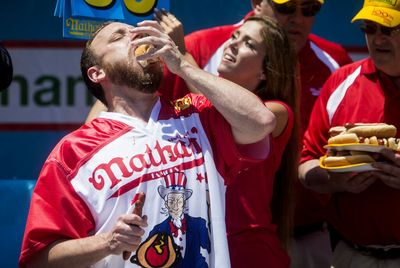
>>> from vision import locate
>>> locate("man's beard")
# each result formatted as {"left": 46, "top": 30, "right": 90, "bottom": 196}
{"left": 104, "top": 59, "right": 163, "bottom": 94}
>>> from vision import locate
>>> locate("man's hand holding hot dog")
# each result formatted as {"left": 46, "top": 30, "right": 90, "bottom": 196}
{"left": 106, "top": 212, "right": 148, "bottom": 256}
{"left": 300, "top": 123, "right": 399, "bottom": 193}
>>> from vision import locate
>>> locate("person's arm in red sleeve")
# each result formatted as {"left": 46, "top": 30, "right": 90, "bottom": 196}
{"left": 299, "top": 76, "right": 343, "bottom": 193}
{"left": 20, "top": 160, "right": 148, "bottom": 268}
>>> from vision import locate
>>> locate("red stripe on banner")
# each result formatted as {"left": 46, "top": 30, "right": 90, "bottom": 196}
{"left": 0, "top": 123, "right": 82, "bottom": 131}
{"left": 108, "top": 157, "right": 205, "bottom": 199}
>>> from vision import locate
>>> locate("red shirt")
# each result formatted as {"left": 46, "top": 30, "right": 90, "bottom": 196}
{"left": 301, "top": 58, "right": 400, "bottom": 245}
{"left": 295, "top": 34, "right": 353, "bottom": 226}
{"left": 226, "top": 101, "right": 293, "bottom": 268}
{"left": 158, "top": 12, "right": 353, "bottom": 228}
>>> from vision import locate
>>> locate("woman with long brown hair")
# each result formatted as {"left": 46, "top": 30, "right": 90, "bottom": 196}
{"left": 217, "top": 15, "right": 299, "bottom": 268}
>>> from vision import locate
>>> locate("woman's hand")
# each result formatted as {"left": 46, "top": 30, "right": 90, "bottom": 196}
{"left": 154, "top": 9, "right": 186, "bottom": 54}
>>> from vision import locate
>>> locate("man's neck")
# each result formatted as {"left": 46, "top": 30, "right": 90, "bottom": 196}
{"left": 107, "top": 87, "right": 159, "bottom": 123}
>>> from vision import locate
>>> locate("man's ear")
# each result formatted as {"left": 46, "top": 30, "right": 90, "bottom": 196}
{"left": 251, "top": 0, "right": 264, "bottom": 11}
{"left": 87, "top": 66, "right": 105, "bottom": 83}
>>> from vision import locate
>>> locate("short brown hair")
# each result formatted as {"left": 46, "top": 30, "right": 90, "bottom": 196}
{"left": 80, "top": 22, "right": 112, "bottom": 106}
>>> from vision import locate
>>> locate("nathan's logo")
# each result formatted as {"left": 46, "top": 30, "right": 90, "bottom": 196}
{"left": 65, "top": 18, "right": 104, "bottom": 38}
{"left": 371, "top": 8, "right": 395, "bottom": 26}
{"left": 88, "top": 138, "right": 202, "bottom": 190}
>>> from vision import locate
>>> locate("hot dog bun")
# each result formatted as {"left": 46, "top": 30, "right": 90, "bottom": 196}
{"left": 134, "top": 44, "right": 157, "bottom": 67}
{"left": 388, "top": 137, "right": 398, "bottom": 150}
{"left": 328, "top": 133, "right": 359, "bottom": 145}
{"left": 134, "top": 44, "right": 152, "bottom": 57}
{"left": 346, "top": 123, "right": 397, "bottom": 138}
{"left": 327, "top": 123, "right": 399, "bottom": 150}
{"left": 328, "top": 126, "right": 346, "bottom": 137}
{"left": 323, "top": 154, "right": 375, "bottom": 167}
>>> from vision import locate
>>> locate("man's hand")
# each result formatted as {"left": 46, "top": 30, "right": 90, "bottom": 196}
{"left": 105, "top": 213, "right": 148, "bottom": 255}
{"left": 26, "top": 212, "right": 148, "bottom": 268}
{"left": 328, "top": 171, "right": 377, "bottom": 193}
{"left": 131, "top": 21, "right": 184, "bottom": 75}
{"left": 371, "top": 148, "right": 400, "bottom": 189}
{"left": 299, "top": 159, "right": 376, "bottom": 193}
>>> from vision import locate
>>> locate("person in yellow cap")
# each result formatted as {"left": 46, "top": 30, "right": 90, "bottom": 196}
{"left": 299, "top": 0, "right": 400, "bottom": 267}
{"left": 352, "top": 0, "right": 400, "bottom": 28}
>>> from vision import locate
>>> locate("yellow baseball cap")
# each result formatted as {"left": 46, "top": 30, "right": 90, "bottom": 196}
{"left": 352, "top": 0, "right": 400, "bottom": 27}
{"left": 271, "top": 0, "right": 324, "bottom": 4}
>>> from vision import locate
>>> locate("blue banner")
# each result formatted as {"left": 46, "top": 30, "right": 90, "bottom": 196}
{"left": 55, "top": 0, "right": 170, "bottom": 39}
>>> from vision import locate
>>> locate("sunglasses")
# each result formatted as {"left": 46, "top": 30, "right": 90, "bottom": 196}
{"left": 360, "top": 23, "right": 400, "bottom": 37}
{"left": 271, "top": 1, "right": 322, "bottom": 17}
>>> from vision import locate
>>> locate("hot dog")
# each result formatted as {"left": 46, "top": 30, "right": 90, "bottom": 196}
{"left": 321, "top": 123, "right": 399, "bottom": 168}
{"left": 327, "top": 123, "right": 400, "bottom": 150}
{"left": 345, "top": 123, "right": 397, "bottom": 138}
{"left": 134, "top": 44, "right": 157, "bottom": 67}
{"left": 323, "top": 153, "right": 376, "bottom": 167}
{"left": 328, "top": 133, "right": 359, "bottom": 145}
{"left": 123, "top": 192, "right": 146, "bottom": 261}
{"left": 134, "top": 44, "right": 152, "bottom": 57}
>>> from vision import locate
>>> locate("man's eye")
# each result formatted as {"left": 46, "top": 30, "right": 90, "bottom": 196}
{"left": 111, "top": 34, "right": 124, "bottom": 42}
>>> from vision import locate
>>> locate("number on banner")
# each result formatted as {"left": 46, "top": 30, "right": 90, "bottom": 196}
{"left": 124, "top": 0, "right": 157, "bottom": 16}
{"left": 84, "top": 0, "right": 115, "bottom": 8}
{"left": 84, "top": 0, "right": 158, "bottom": 16}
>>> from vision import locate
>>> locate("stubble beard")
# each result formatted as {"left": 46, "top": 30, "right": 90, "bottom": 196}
{"left": 104, "top": 59, "right": 163, "bottom": 94}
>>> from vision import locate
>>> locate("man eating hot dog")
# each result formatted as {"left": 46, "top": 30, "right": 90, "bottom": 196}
{"left": 299, "top": 1, "right": 400, "bottom": 267}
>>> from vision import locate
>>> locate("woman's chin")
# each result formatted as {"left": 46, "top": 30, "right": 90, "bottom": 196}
{"left": 216, "top": 66, "right": 231, "bottom": 77}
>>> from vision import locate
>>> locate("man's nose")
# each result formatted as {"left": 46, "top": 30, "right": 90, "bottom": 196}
{"left": 371, "top": 31, "right": 389, "bottom": 45}
{"left": 228, "top": 39, "right": 239, "bottom": 52}
{"left": 288, "top": 6, "right": 306, "bottom": 23}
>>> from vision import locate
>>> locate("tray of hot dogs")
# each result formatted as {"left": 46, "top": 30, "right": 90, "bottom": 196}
{"left": 319, "top": 123, "right": 400, "bottom": 172}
